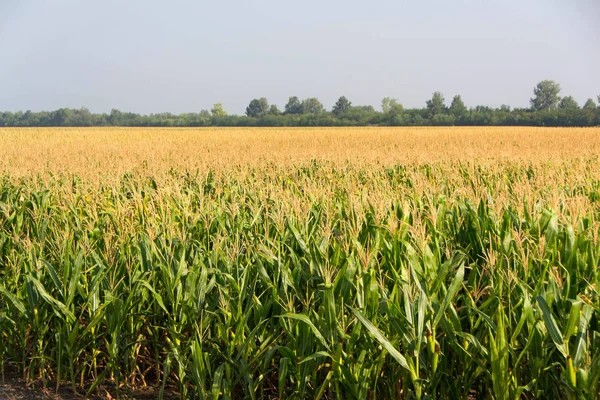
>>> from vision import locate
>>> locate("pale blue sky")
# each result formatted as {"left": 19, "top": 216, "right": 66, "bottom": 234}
{"left": 0, "top": 0, "right": 598, "bottom": 114}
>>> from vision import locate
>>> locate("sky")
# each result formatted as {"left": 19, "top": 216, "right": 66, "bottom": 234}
{"left": 0, "top": 0, "right": 598, "bottom": 115}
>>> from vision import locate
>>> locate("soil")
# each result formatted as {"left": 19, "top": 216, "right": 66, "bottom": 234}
{"left": 0, "top": 368, "right": 177, "bottom": 400}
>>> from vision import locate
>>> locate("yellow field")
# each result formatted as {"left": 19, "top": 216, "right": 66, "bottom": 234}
{"left": 2, "top": 126, "right": 599, "bottom": 176}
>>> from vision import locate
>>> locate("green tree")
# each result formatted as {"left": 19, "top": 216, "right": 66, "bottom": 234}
{"left": 582, "top": 98, "right": 597, "bottom": 110}
{"left": 381, "top": 97, "right": 392, "bottom": 113}
{"left": 194, "top": 110, "right": 212, "bottom": 126}
{"left": 332, "top": 96, "right": 352, "bottom": 115}
{"left": 211, "top": 103, "right": 227, "bottom": 117}
{"left": 558, "top": 96, "right": 579, "bottom": 110}
{"left": 449, "top": 95, "right": 468, "bottom": 118}
{"left": 301, "top": 98, "right": 325, "bottom": 114}
{"left": 284, "top": 96, "right": 303, "bottom": 115}
{"left": 530, "top": 80, "right": 561, "bottom": 111}
{"left": 342, "top": 106, "right": 377, "bottom": 124}
{"left": 382, "top": 97, "right": 403, "bottom": 116}
{"left": 21, "top": 110, "right": 34, "bottom": 126}
{"left": 268, "top": 105, "right": 281, "bottom": 115}
{"left": 109, "top": 109, "right": 123, "bottom": 125}
{"left": 246, "top": 98, "right": 269, "bottom": 118}
{"left": 426, "top": 92, "right": 446, "bottom": 116}
{"left": 355, "top": 105, "right": 375, "bottom": 112}
{"left": 50, "top": 108, "right": 70, "bottom": 126}
{"left": 69, "top": 107, "right": 93, "bottom": 126}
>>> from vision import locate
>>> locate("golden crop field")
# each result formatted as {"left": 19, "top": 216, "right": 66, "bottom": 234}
{"left": 1, "top": 127, "right": 600, "bottom": 399}
{"left": 2, "top": 127, "right": 600, "bottom": 175}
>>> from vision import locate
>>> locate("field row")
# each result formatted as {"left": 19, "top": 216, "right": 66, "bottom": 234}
{"left": 2, "top": 127, "right": 600, "bottom": 178}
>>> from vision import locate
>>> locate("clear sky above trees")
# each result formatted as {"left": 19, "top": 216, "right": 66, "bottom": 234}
{"left": 0, "top": 0, "right": 598, "bottom": 114}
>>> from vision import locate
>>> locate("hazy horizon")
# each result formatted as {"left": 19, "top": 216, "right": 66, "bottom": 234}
{"left": 1, "top": 0, "right": 598, "bottom": 115}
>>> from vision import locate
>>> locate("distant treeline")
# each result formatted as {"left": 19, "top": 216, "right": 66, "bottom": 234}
{"left": 2, "top": 80, "right": 599, "bottom": 127}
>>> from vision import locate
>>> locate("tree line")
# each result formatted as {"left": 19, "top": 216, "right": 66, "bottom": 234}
{"left": 1, "top": 80, "right": 598, "bottom": 127}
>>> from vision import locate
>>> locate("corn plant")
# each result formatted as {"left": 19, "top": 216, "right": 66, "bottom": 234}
{"left": 1, "top": 158, "right": 599, "bottom": 399}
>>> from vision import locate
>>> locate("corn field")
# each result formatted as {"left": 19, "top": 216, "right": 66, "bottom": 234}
{"left": 1, "top": 127, "right": 600, "bottom": 399}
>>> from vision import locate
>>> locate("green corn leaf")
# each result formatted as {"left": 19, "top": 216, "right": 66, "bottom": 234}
{"left": 28, "top": 275, "right": 75, "bottom": 322}
{"left": 536, "top": 295, "right": 568, "bottom": 358}
{"left": 0, "top": 287, "right": 27, "bottom": 314}
{"left": 352, "top": 308, "right": 411, "bottom": 373}
{"left": 280, "top": 313, "right": 330, "bottom": 351}
{"left": 433, "top": 264, "right": 464, "bottom": 329}
{"left": 573, "top": 305, "right": 593, "bottom": 368}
